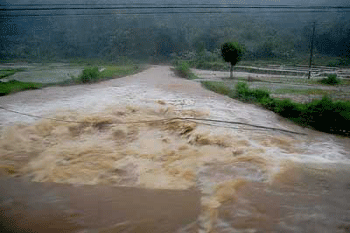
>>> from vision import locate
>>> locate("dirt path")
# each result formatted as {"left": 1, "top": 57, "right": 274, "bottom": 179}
{"left": 1, "top": 65, "right": 350, "bottom": 232}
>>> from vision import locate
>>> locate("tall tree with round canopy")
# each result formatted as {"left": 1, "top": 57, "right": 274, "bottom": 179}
{"left": 221, "top": 41, "right": 246, "bottom": 78}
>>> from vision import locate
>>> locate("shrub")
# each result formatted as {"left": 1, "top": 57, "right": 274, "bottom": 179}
{"left": 319, "top": 74, "right": 341, "bottom": 85}
{"left": 274, "top": 99, "right": 307, "bottom": 119}
{"left": 79, "top": 67, "right": 99, "bottom": 83}
{"left": 259, "top": 97, "right": 276, "bottom": 110}
{"left": 233, "top": 83, "right": 350, "bottom": 135}
{"left": 174, "top": 61, "right": 190, "bottom": 77}
{"left": 174, "top": 61, "right": 197, "bottom": 79}
{"left": 235, "top": 82, "right": 270, "bottom": 101}
{"left": 201, "top": 80, "right": 350, "bottom": 136}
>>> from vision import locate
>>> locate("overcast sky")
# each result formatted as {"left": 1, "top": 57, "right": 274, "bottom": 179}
{"left": 1, "top": 0, "right": 349, "bottom": 5}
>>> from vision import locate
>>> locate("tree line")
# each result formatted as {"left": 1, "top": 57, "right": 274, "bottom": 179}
{"left": 1, "top": 12, "right": 349, "bottom": 63}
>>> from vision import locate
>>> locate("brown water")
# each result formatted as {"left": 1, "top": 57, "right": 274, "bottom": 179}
{"left": 0, "top": 177, "right": 200, "bottom": 232}
{"left": 0, "top": 66, "right": 349, "bottom": 232}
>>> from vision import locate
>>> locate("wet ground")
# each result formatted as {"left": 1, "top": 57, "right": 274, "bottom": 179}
{"left": 0, "top": 65, "right": 349, "bottom": 232}
{"left": 192, "top": 68, "right": 350, "bottom": 103}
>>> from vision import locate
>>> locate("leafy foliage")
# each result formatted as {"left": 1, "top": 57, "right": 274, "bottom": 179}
{"left": 234, "top": 82, "right": 270, "bottom": 101}
{"left": 202, "top": 81, "right": 350, "bottom": 136}
{"left": 221, "top": 42, "right": 246, "bottom": 66}
{"left": 173, "top": 61, "right": 198, "bottom": 79}
{"left": 79, "top": 67, "right": 100, "bottom": 83}
{"left": 221, "top": 42, "right": 246, "bottom": 78}
{"left": 319, "top": 74, "right": 341, "bottom": 85}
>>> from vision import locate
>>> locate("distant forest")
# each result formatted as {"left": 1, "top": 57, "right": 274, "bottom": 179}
{"left": 1, "top": 2, "right": 349, "bottom": 63}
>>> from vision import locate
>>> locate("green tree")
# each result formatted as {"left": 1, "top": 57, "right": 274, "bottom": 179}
{"left": 221, "top": 41, "right": 246, "bottom": 78}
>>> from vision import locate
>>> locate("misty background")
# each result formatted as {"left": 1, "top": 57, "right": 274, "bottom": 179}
{"left": 1, "top": 0, "right": 349, "bottom": 65}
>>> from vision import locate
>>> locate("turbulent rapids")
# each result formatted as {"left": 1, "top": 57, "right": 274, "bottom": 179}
{"left": 0, "top": 66, "right": 349, "bottom": 232}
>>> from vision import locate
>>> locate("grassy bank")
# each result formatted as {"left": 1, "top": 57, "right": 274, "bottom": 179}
{"left": 201, "top": 81, "right": 350, "bottom": 136}
{"left": 274, "top": 88, "right": 336, "bottom": 96}
{"left": 63, "top": 65, "right": 142, "bottom": 85}
{"left": 0, "top": 80, "right": 43, "bottom": 96}
{"left": 0, "top": 63, "right": 144, "bottom": 96}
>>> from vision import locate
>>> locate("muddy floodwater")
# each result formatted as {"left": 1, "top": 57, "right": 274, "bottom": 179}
{"left": 0, "top": 66, "right": 350, "bottom": 232}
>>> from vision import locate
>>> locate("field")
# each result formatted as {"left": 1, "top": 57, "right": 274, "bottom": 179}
{"left": 192, "top": 65, "right": 350, "bottom": 103}
{"left": 0, "top": 62, "right": 145, "bottom": 95}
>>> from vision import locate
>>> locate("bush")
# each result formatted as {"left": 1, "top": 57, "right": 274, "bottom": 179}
{"left": 177, "top": 61, "right": 190, "bottom": 75}
{"left": 304, "top": 96, "right": 349, "bottom": 133}
{"left": 79, "top": 67, "right": 99, "bottom": 83}
{"left": 319, "top": 74, "right": 341, "bottom": 85}
{"left": 274, "top": 99, "right": 307, "bottom": 119}
{"left": 174, "top": 61, "right": 197, "bottom": 79}
{"left": 235, "top": 82, "right": 270, "bottom": 101}
{"left": 202, "top": 81, "right": 350, "bottom": 136}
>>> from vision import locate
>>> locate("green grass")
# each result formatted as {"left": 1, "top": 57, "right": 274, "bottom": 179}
{"left": 233, "top": 82, "right": 270, "bottom": 101}
{"left": 201, "top": 81, "right": 231, "bottom": 95}
{"left": 62, "top": 64, "right": 143, "bottom": 85}
{"left": 201, "top": 80, "right": 350, "bottom": 136}
{"left": 99, "top": 65, "right": 140, "bottom": 79}
{"left": 0, "top": 80, "right": 43, "bottom": 96}
{"left": 0, "top": 68, "right": 25, "bottom": 79}
{"left": 274, "top": 88, "right": 335, "bottom": 96}
{"left": 0, "top": 64, "right": 144, "bottom": 95}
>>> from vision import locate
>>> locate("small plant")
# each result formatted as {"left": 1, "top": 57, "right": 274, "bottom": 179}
{"left": 79, "top": 67, "right": 99, "bottom": 83}
{"left": 319, "top": 74, "right": 341, "bottom": 85}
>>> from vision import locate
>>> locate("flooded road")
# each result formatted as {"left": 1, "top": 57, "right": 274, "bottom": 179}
{"left": 0, "top": 66, "right": 349, "bottom": 232}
